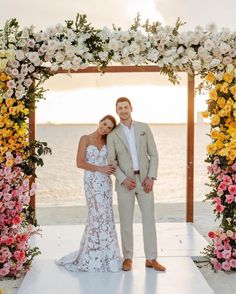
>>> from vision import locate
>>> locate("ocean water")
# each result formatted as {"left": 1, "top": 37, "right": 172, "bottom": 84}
{"left": 36, "top": 124, "right": 211, "bottom": 207}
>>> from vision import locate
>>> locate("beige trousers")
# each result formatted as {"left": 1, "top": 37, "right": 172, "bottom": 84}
{"left": 117, "top": 174, "right": 157, "bottom": 259}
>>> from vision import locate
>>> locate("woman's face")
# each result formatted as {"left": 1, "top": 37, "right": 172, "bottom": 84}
{"left": 98, "top": 118, "right": 115, "bottom": 136}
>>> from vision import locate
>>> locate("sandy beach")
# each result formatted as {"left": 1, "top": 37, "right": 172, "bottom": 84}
{"left": 1, "top": 201, "right": 235, "bottom": 294}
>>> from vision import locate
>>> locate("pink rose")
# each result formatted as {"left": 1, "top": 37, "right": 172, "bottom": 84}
{"left": 222, "top": 175, "right": 232, "bottom": 185}
{"left": 225, "top": 194, "right": 234, "bottom": 204}
{"left": 216, "top": 252, "right": 223, "bottom": 259}
{"left": 222, "top": 250, "right": 232, "bottom": 260}
{"left": 208, "top": 231, "right": 215, "bottom": 238}
{"left": 228, "top": 185, "right": 236, "bottom": 195}
{"left": 210, "top": 258, "right": 218, "bottom": 265}
{"left": 214, "top": 262, "right": 222, "bottom": 270}
{"left": 215, "top": 204, "right": 225, "bottom": 213}
{"left": 12, "top": 215, "right": 21, "bottom": 225}
{"left": 231, "top": 163, "right": 236, "bottom": 171}
{"left": 0, "top": 267, "right": 10, "bottom": 277}
{"left": 218, "top": 182, "right": 227, "bottom": 191}
{"left": 222, "top": 261, "right": 231, "bottom": 271}
{"left": 213, "top": 197, "right": 221, "bottom": 204}
{"left": 13, "top": 250, "right": 25, "bottom": 261}
{"left": 229, "top": 259, "right": 236, "bottom": 268}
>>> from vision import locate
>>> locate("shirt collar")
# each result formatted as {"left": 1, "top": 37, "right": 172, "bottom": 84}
{"left": 120, "top": 121, "right": 134, "bottom": 130}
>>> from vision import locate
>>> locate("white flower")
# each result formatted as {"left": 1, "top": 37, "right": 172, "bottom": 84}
{"left": 108, "top": 38, "right": 120, "bottom": 51}
{"left": 7, "top": 80, "right": 16, "bottom": 89}
{"left": 45, "top": 26, "right": 56, "bottom": 37}
{"left": 226, "top": 64, "right": 234, "bottom": 73}
{"left": 206, "top": 23, "right": 217, "bottom": 33}
{"left": 28, "top": 39, "right": 36, "bottom": 48}
{"left": 181, "top": 56, "right": 189, "bottom": 64}
{"left": 50, "top": 63, "right": 59, "bottom": 71}
{"left": 229, "top": 48, "right": 236, "bottom": 58}
{"left": 219, "top": 42, "right": 230, "bottom": 54}
{"left": 223, "top": 56, "right": 232, "bottom": 65}
{"left": 204, "top": 39, "right": 215, "bottom": 51}
{"left": 67, "top": 29, "right": 76, "bottom": 41}
{"left": 54, "top": 23, "right": 64, "bottom": 34}
{"left": 55, "top": 52, "right": 65, "bottom": 63}
{"left": 85, "top": 52, "right": 93, "bottom": 61}
{"left": 24, "top": 78, "right": 33, "bottom": 88}
{"left": 15, "top": 50, "right": 25, "bottom": 61}
{"left": 28, "top": 64, "right": 35, "bottom": 73}
{"left": 21, "top": 27, "right": 29, "bottom": 38}
{"left": 210, "top": 59, "right": 221, "bottom": 67}
{"left": 98, "top": 51, "right": 108, "bottom": 61}
{"left": 11, "top": 68, "right": 19, "bottom": 76}
{"left": 192, "top": 60, "right": 202, "bottom": 71}
{"left": 62, "top": 60, "right": 71, "bottom": 70}
{"left": 177, "top": 46, "right": 185, "bottom": 54}
{"left": 147, "top": 48, "right": 159, "bottom": 62}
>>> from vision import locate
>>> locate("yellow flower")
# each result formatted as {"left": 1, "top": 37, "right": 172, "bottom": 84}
{"left": 205, "top": 72, "right": 215, "bottom": 84}
{"left": 230, "top": 85, "right": 236, "bottom": 95}
{"left": 216, "top": 140, "right": 224, "bottom": 149}
{"left": 228, "top": 141, "right": 236, "bottom": 149}
{"left": 0, "top": 72, "right": 9, "bottom": 81}
{"left": 210, "top": 129, "right": 219, "bottom": 139}
{"left": 0, "top": 59, "right": 7, "bottom": 71}
{"left": 218, "top": 132, "right": 225, "bottom": 141}
{"left": 215, "top": 84, "right": 221, "bottom": 91}
{"left": 5, "top": 97, "right": 14, "bottom": 107}
{"left": 223, "top": 72, "right": 234, "bottom": 84}
{"left": 209, "top": 89, "right": 218, "bottom": 101}
{"left": 211, "top": 114, "right": 220, "bottom": 126}
{"left": 220, "top": 82, "right": 229, "bottom": 94}
{"left": 224, "top": 104, "right": 232, "bottom": 114}
{"left": 217, "top": 97, "right": 226, "bottom": 108}
{"left": 219, "top": 148, "right": 229, "bottom": 157}
{"left": 207, "top": 143, "right": 217, "bottom": 154}
{"left": 228, "top": 149, "right": 236, "bottom": 161}
{"left": 5, "top": 49, "right": 15, "bottom": 61}
{"left": 6, "top": 158, "right": 14, "bottom": 167}
{"left": 218, "top": 109, "right": 226, "bottom": 117}
{"left": 1, "top": 105, "right": 7, "bottom": 114}
{"left": 201, "top": 111, "right": 209, "bottom": 118}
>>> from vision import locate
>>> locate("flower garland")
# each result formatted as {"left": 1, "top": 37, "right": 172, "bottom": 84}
{"left": 0, "top": 14, "right": 235, "bottom": 277}
{"left": 202, "top": 69, "right": 236, "bottom": 271}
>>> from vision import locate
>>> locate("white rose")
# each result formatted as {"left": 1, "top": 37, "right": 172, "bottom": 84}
{"left": 28, "top": 39, "right": 36, "bottom": 48}
{"left": 223, "top": 56, "right": 232, "bottom": 65}
{"left": 24, "top": 78, "right": 33, "bottom": 88}
{"left": 50, "top": 63, "right": 59, "bottom": 72}
{"left": 67, "top": 29, "right": 76, "bottom": 41}
{"left": 62, "top": 60, "right": 71, "bottom": 70}
{"left": 226, "top": 64, "right": 234, "bottom": 73}
{"left": 15, "top": 50, "right": 25, "bottom": 61}
{"left": 192, "top": 60, "right": 202, "bottom": 71}
{"left": 54, "top": 23, "right": 64, "bottom": 34}
{"left": 108, "top": 38, "right": 120, "bottom": 51}
{"left": 119, "top": 31, "right": 130, "bottom": 42}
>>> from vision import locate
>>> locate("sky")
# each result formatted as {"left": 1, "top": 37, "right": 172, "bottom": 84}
{"left": 1, "top": 0, "right": 236, "bottom": 123}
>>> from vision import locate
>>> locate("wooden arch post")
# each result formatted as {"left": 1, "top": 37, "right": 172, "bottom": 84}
{"left": 29, "top": 66, "right": 195, "bottom": 222}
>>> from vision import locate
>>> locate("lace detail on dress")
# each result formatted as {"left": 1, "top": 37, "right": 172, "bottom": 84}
{"left": 56, "top": 145, "right": 122, "bottom": 272}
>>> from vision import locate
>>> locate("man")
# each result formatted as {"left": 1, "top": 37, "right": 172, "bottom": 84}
{"left": 107, "top": 97, "right": 166, "bottom": 272}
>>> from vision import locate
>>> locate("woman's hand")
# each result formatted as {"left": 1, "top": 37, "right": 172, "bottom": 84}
{"left": 99, "top": 164, "right": 116, "bottom": 175}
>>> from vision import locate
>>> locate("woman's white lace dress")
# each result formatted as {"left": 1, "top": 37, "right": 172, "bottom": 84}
{"left": 56, "top": 145, "right": 122, "bottom": 272}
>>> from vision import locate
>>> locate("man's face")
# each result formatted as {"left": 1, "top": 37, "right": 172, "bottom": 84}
{"left": 116, "top": 101, "right": 132, "bottom": 120}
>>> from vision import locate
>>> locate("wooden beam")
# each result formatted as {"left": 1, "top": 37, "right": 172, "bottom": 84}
{"left": 57, "top": 65, "right": 162, "bottom": 74}
{"left": 186, "top": 73, "right": 195, "bottom": 222}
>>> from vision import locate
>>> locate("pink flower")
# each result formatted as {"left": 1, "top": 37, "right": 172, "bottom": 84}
{"left": 12, "top": 190, "right": 18, "bottom": 198}
{"left": 231, "top": 163, "right": 236, "bottom": 171}
{"left": 13, "top": 250, "right": 25, "bottom": 262}
{"left": 222, "top": 175, "right": 232, "bottom": 185}
{"left": 12, "top": 215, "right": 21, "bottom": 225}
{"left": 222, "top": 261, "right": 231, "bottom": 271}
{"left": 228, "top": 185, "right": 236, "bottom": 195}
{"left": 225, "top": 194, "right": 234, "bottom": 204}
{"left": 213, "top": 166, "right": 221, "bottom": 174}
{"left": 208, "top": 231, "right": 215, "bottom": 238}
{"left": 218, "top": 182, "right": 227, "bottom": 191}
{"left": 14, "top": 156, "right": 22, "bottom": 164}
{"left": 229, "top": 259, "right": 236, "bottom": 268}
{"left": 216, "top": 251, "right": 223, "bottom": 259}
{"left": 222, "top": 250, "right": 232, "bottom": 260}
{"left": 213, "top": 197, "right": 221, "bottom": 204}
{"left": 6, "top": 236, "right": 15, "bottom": 246}
{"left": 214, "top": 262, "right": 222, "bottom": 270}
{"left": 0, "top": 267, "right": 10, "bottom": 277}
{"left": 215, "top": 203, "right": 225, "bottom": 213}
{"left": 210, "top": 258, "right": 218, "bottom": 265}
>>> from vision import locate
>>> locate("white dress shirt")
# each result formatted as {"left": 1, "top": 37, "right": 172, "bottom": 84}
{"left": 121, "top": 122, "right": 140, "bottom": 171}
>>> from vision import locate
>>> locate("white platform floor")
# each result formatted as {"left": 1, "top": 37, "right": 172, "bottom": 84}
{"left": 17, "top": 223, "right": 214, "bottom": 294}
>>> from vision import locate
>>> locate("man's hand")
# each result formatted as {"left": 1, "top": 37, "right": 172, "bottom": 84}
{"left": 142, "top": 177, "right": 154, "bottom": 193}
{"left": 122, "top": 177, "right": 136, "bottom": 190}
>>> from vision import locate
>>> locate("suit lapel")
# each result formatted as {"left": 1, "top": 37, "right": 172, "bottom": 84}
{"left": 116, "top": 124, "right": 129, "bottom": 151}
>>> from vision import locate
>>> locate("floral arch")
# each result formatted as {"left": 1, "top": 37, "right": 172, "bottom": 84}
{"left": 0, "top": 14, "right": 235, "bottom": 277}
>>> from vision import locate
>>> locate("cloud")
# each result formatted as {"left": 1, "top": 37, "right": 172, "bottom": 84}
{"left": 154, "top": 0, "right": 236, "bottom": 30}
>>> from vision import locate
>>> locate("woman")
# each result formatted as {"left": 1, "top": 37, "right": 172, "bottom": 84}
{"left": 56, "top": 115, "right": 122, "bottom": 272}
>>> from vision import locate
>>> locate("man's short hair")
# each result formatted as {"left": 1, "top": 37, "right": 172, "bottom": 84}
{"left": 116, "top": 97, "right": 132, "bottom": 108}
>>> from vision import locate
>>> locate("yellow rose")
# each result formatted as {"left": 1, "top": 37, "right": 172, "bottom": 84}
{"left": 215, "top": 84, "right": 221, "bottom": 91}
{"left": 207, "top": 143, "right": 217, "bottom": 154}
{"left": 211, "top": 115, "right": 220, "bottom": 126}
{"left": 201, "top": 111, "right": 209, "bottom": 118}
{"left": 223, "top": 72, "right": 234, "bottom": 84}
{"left": 224, "top": 104, "right": 232, "bottom": 114}
{"left": 218, "top": 109, "right": 226, "bottom": 117}
{"left": 6, "top": 158, "right": 14, "bottom": 167}
{"left": 220, "top": 82, "right": 229, "bottom": 94}
{"left": 227, "top": 141, "right": 236, "bottom": 149}
{"left": 216, "top": 140, "right": 224, "bottom": 149}
{"left": 0, "top": 72, "right": 9, "bottom": 81}
{"left": 210, "top": 129, "right": 219, "bottom": 139}
{"left": 5, "top": 97, "right": 14, "bottom": 107}
{"left": 0, "top": 50, "right": 6, "bottom": 57}
{"left": 228, "top": 149, "right": 236, "bottom": 161}
{"left": 230, "top": 85, "right": 236, "bottom": 95}
{"left": 219, "top": 148, "right": 229, "bottom": 157}
{"left": 0, "top": 59, "right": 7, "bottom": 71}
{"left": 218, "top": 132, "right": 225, "bottom": 141}
{"left": 209, "top": 89, "right": 218, "bottom": 101}
{"left": 217, "top": 97, "right": 226, "bottom": 108}
{"left": 5, "top": 49, "right": 15, "bottom": 61}
{"left": 205, "top": 72, "right": 215, "bottom": 84}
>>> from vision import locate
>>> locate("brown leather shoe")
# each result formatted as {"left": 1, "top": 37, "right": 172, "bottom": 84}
{"left": 145, "top": 259, "right": 166, "bottom": 271}
{"left": 122, "top": 259, "right": 132, "bottom": 271}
